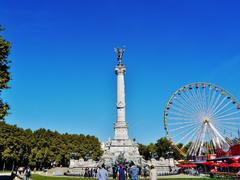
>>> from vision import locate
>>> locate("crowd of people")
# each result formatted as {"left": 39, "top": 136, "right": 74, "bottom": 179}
{"left": 10, "top": 166, "right": 31, "bottom": 180}
{"left": 10, "top": 162, "right": 158, "bottom": 180}
{"left": 97, "top": 162, "right": 157, "bottom": 180}
{"left": 83, "top": 167, "right": 98, "bottom": 177}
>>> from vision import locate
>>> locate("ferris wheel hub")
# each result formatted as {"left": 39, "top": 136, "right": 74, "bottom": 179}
{"left": 203, "top": 117, "right": 210, "bottom": 124}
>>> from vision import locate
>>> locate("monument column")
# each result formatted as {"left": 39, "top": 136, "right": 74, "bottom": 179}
{"left": 114, "top": 48, "right": 129, "bottom": 140}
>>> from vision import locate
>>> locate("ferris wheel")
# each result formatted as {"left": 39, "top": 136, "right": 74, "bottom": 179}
{"left": 164, "top": 82, "right": 240, "bottom": 157}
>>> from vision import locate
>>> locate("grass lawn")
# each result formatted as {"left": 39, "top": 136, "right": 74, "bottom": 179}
{"left": 0, "top": 170, "right": 11, "bottom": 173}
{"left": 31, "top": 174, "right": 218, "bottom": 180}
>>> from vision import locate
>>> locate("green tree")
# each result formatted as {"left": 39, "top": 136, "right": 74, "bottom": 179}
{"left": 138, "top": 144, "right": 150, "bottom": 160}
{"left": 155, "top": 137, "right": 171, "bottom": 158}
{"left": 0, "top": 122, "right": 103, "bottom": 170}
{"left": 0, "top": 25, "right": 11, "bottom": 121}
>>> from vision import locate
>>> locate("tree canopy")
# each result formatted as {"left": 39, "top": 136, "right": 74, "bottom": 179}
{"left": 0, "top": 25, "right": 11, "bottom": 121}
{"left": 0, "top": 122, "right": 103, "bottom": 170}
{"left": 138, "top": 137, "right": 190, "bottom": 160}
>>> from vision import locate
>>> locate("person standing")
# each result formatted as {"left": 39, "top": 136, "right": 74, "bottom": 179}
{"left": 24, "top": 166, "right": 31, "bottom": 180}
{"left": 97, "top": 164, "right": 108, "bottom": 180}
{"left": 129, "top": 162, "right": 139, "bottom": 180}
{"left": 150, "top": 166, "right": 157, "bottom": 180}
{"left": 117, "top": 164, "right": 126, "bottom": 180}
{"left": 112, "top": 165, "right": 117, "bottom": 179}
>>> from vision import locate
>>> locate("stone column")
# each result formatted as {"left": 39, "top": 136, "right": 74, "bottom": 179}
{"left": 115, "top": 65, "right": 126, "bottom": 122}
{"left": 114, "top": 48, "right": 129, "bottom": 140}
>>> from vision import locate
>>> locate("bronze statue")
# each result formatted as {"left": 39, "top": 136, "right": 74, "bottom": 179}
{"left": 114, "top": 47, "right": 125, "bottom": 65}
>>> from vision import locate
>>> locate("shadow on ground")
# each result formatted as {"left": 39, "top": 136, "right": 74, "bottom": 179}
{"left": 0, "top": 175, "right": 12, "bottom": 180}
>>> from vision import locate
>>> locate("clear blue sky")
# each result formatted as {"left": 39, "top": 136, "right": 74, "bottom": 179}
{"left": 0, "top": 0, "right": 240, "bottom": 144}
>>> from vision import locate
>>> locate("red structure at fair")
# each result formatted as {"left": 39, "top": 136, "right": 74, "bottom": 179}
{"left": 216, "top": 144, "right": 240, "bottom": 158}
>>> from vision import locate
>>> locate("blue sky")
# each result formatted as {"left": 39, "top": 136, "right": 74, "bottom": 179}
{"left": 0, "top": 0, "right": 240, "bottom": 144}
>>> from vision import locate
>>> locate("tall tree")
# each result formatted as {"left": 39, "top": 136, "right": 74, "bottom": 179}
{"left": 155, "top": 137, "right": 171, "bottom": 158}
{"left": 0, "top": 25, "right": 11, "bottom": 121}
{"left": 138, "top": 144, "right": 150, "bottom": 160}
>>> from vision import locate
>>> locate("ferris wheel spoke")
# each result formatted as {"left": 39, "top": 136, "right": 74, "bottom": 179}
{"left": 204, "top": 88, "right": 212, "bottom": 114}
{"left": 173, "top": 98, "right": 197, "bottom": 115}
{"left": 168, "top": 114, "right": 194, "bottom": 121}
{"left": 170, "top": 123, "right": 200, "bottom": 133}
{"left": 204, "top": 88, "right": 212, "bottom": 115}
{"left": 207, "top": 88, "right": 217, "bottom": 115}
{"left": 202, "top": 87, "right": 209, "bottom": 115}
{"left": 170, "top": 122, "right": 200, "bottom": 132}
{"left": 212, "top": 116, "right": 237, "bottom": 125}
{"left": 212, "top": 106, "right": 236, "bottom": 119}
{"left": 179, "top": 92, "right": 200, "bottom": 114}
{"left": 188, "top": 88, "right": 203, "bottom": 113}
{"left": 167, "top": 111, "right": 194, "bottom": 121}
{"left": 185, "top": 87, "right": 201, "bottom": 112}
{"left": 167, "top": 117, "right": 193, "bottom": 122}
{"left": 215, "top": 117, "right": 240, "bottom": 121}
{"left": 214, "top": 110, "right": 240, "bottom": 120}
{"left": 192, "top": 87, "right": 204, "bottom": 112}
{"left": 197, "top": 87, "right": 206, "bottom": 113}
{"left": 212, "top": 97, "right": 230, "bottom": 115}
{"left": 171, "top": 126, "right": 198, "bottom": 142}
{"left": 168, "top": 105, "right": 195, "bottom": 117}
{"left": 195, "top": 88, "right": 204, "bottom": 111}
{"left": 185, "top": 126, "right": 199, "bottom": 143}
{"left": 208, "top": 92, "right": 222, "bottom": 117}
{"left": 175, "top": 126, "right": 199, "bottom": 145}
{"left": 210, "top": 98, "right": 232, "bottom": 119}
{"left": 184, "top": 89, "right": 202, "bottom": 113}
{"left": 191, "top": 87, "right": 202, "bottom": 112}
{"left": 168, "top": 120, "right": 196, "bottom": 125}
{"left": 193, "top": 88, "right": 204, "bottom": 111}
{"left": 168, "top": 105, "right": 194, "bottom": 117}
{"left": 167, "top": 111, "right": 193, "bottom": 120}
{"left": 206, "top": 86, "right": 212, "bottom": 113}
